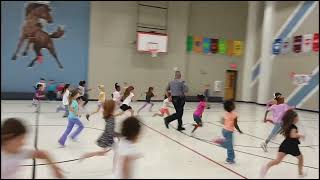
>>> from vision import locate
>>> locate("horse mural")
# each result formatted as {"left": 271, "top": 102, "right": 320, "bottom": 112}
{"left": 11, "top": 1, "right": 65, "bottom": 69}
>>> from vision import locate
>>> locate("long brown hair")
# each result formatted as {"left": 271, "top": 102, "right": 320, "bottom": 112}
{"left": 123, "top": 86, "right": 134, "bottom": 100}
{"left": 103, "top": 100, "right": 116, "bottom": 119}
{"left": 68, "top": 89, "right": 79, "bottom": 105}
{"left": 280, "top": 110, "right": 298, "bottom": 138}
{"left": 1, "top": 118, "right": 27, "bottom": 145}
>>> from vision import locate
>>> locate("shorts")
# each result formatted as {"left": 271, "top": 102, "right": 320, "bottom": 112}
{"left": 160, "top": 108, "right": 169, "bottom": 115}
{"left": 120, "top": 104, "right": 132, "bottom": 111}
{"left": 193, "top": 114, "right": 202, "bottom": 125}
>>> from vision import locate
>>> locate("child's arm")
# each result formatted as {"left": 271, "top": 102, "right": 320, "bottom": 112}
{"left": 32, "top": 150, "right": 64, "bottom": 178}
{"left": 234, "top": 118, "right": 243, "bottom": 134}
{"left": 289, "top": 128, "right": 304, "bottom": 139}
{"left": 122, "top": 156, "right": 131, "bottom": 179}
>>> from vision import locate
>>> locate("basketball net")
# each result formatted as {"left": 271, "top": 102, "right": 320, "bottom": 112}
{"left": 290, "top": 72, "right": 312, "bottom": 86}
{"left": 149, "top": 49, "right": 158, "bottom": 57}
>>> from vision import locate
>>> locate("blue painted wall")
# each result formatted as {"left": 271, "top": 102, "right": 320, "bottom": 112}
{"left": 1, "top": 1, "right": 90, "bottom": 92}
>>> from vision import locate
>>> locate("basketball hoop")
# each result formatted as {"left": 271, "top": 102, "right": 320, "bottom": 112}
{"left": 147, "top": 42, "right": 159, "bottom": 58}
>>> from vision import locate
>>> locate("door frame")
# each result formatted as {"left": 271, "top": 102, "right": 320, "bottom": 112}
{"left": 224, "top": 70, "right": 238, "bottom": 101}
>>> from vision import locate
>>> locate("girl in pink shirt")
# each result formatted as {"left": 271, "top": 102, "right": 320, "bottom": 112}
{"left": 191, "top": 95, "right": 207, "bottom": 133}
{"left": 261, "top": 97, "right": 295, "bottom": 152}
{"left": 213, "top": 100, "right": 242, "bottom": 164}
{"left": 264, "top": 92, "right": 282, "bottom": 123}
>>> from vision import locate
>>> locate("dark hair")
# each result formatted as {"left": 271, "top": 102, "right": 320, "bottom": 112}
{"left": 146, "top": 87, "right": 154, "bottom": 97}
{"left": 223, "top": 100, "right": 235, "bottom": 112}
{"left": 123, "top": 86, "right": 134, "bottom": 100}
{"left": 62, "top": 84, "right": 70, "bottom": 95}
{"left": 1, "top": 118, "right": 27, "bottom": 145}
{"left": 115, "top": 83, "right": 120, "bottom": 91}
{"left": 103, "top": 100, "right": 116, "bottom": 119}
{"left": 197, "top": 94, "right": 205, "bottom": 101}
{"left": 40, "top": 78, "right": 45, "bottom": 81}
{"left": 121, "top": 117, "right": 141, "bottom": 141}
{"left": 68, "top": 89, "right": 79, "bottom": 105}
{"left": 274, "top": 92, "right": 282, "bottom": 100}
{"left": 280, "top": 110, "right": 298, "bottom": 138}
{"left": 79, "top": 80, "right": 86, "bottom": 86}
{"left": 36, "top": 83, "right": 43, "bottom": 90}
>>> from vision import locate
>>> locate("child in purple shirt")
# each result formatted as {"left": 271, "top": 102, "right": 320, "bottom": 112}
{"left": 261, "top": 97, "right": 295, "bottom": 152}
{"left": 191, "top": 95, "right": 207, "bottom": 133}
{"left": 264, "top": 92, "right": 282, "bottom": 123}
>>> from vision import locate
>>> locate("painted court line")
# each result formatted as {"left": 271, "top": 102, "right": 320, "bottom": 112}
{"left": 139, "top": 120, "right": 248, "bottom": 179}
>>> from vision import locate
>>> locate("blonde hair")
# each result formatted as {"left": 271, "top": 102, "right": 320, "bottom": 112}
{"left": 98, "top": 84, "right": 105, "bottom": 92}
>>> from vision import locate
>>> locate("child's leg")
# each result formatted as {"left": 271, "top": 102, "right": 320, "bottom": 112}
{"left": 265, "top": 123, "right": 282, "bottom": 144}
{"left": 70, "top": 118, "right": 84, "bottom": 140}
{"left": 262, "top": 152, "right": 286, "bottom": 176}
{"left": 63, "top": 105, "right": 69, "bottom": 117}
{"left": 297, "top": 154, "right": 303, "bottom": 175}
{"left": 128, "top": 109, "right": 134, "bottom": 116}
{"left": 263, "top": 110, "right": 269, "bottom": 122}
{"left": 225, "top": 131, "right": 235, "bottom": 162}
{"left": 148, "top": 102, "right": 154, "bottom": 112}
{"left": 81, "top": 148, "right": 111, "bottom": 159}
{"left": 58, "top": 120, "right": 76, "bottom": 145}
{"left": 137, "top": 102, "right": 148, "bottom": 113}
{"left": 191, "top": 115, "right": 202, "bottom": 133}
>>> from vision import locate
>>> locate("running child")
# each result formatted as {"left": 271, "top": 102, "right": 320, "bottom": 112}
{"left": 119, "top": 86, "right": 135, "bottom": 116}
{"left": 152, "top": 94, "right": 173, "bottom": 117}
{"left": 86, "top": 85, "right": 106, "bottom": 121}
{"left": 1, "top": 118, "right": 64, "bottom": 179}
{"left": 137, "top": 87, "right": 155, "bottom": 114}
{"left": 191, "top": 95, "right": 207, "bottom": 133}
{"left": 56, "top": 83, "right": 70, "bottom": 117}
{"left": 261, "top": 97, "right": 295, "bottom": 152}
{"left": 32, "top": 83, "right": 46, "bottom": 107}
{"left": 260, "top": 110, "right": 305, "bottom": 178}
{"left": 78, "top": 80, "right": 91, "bottom": 107}
{"left": 112, "top": 83, "right": 122, "bottom": 106}
{"left": 58, "top": 89, "right": 84, "bottom": 146}
{"left": 213, "top": 100, "right": 243, "bottom": 164}
{"left": 264, "top": 92, "right": 282, "bottom": 123}
{"left": 113, "top": 116, "right": 142, "bottom": 179}
{"left": 81, "top": 100, "right": 122, "bottom": 171}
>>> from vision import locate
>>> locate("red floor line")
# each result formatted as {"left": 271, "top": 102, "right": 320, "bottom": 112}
{"left": 139, "top": 121, "right": 248, "bottom": 179}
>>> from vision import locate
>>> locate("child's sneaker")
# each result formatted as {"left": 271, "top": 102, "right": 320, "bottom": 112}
{"left": 86, "top": 114, "right": 90, "bottom": 121}
{"left": 212, "top": 137, "right": 225, "bottom": 145}
{"left": 261, "top": 142, "right": 268, "bottom": 152}
{"left": 224, "top": 159, "right": 235, "bottom": 164}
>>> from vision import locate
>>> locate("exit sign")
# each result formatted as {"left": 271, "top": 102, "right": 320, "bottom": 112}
{"left": 230, "top": 63, "right": 237, "bottom": 69}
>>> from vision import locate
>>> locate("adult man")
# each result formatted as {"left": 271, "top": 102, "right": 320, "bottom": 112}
{"left": 164, "top": 71, "right": 188, "bottom": 131}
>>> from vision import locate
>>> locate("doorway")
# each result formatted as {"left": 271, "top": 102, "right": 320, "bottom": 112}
{"left": 224, "top": 70, "right": 237, "bottom": 101}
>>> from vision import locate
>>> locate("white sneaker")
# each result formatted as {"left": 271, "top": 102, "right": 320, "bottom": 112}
{"left": 261, "top": 142, "right": 268, "bottom": 152}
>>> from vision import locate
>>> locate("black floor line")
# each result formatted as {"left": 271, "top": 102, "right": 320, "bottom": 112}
{"left": 31, "top": 105, "right": 40, "bottom": 179}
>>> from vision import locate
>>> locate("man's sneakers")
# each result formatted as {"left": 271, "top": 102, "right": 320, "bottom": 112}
{"left": 177, "top": 127, "right": 185, "bottom": 131}
{"left": 225, "top": 159, "right": 235, "bottom": 164}
{"left": 164, "top": 118, "right": 169, "bottom": 129}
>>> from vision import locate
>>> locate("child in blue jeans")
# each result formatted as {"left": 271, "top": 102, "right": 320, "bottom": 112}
{"left": 213, "top": 100, "right": 243, "bottom": 164}
{"left": 58, "top": 89, "right": 84, "bottom": 146}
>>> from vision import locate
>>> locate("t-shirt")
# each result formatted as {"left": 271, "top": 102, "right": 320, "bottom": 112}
{"left": 122, "top": 93, "right": 134, "bottom": 105}
{"left": 47, "top": 84, "right": 57, "bottom": 92}
{"left": 194, "top": 101, "right": 206, "bottom": 117}
{"left": 162, "top": 98, "right": 170, "bottom": 109}
{"left": 113, "top": 139, "right": 139, "bottom": 179}
{"left": 78, "top": 86, "right": 85, "bottom": 96}
{"left": 62, "top": 89, "right": 69, "bottom": 105}
{"left": 68, "top": 100, "right": 79, "bottom": 119}
{"left": 223, "top": 111, "right": 238, "bottom": 132}
{"left": 34, "top": 90, "right": 44, "bottom": 100}
{"left": 1, "top": 149, "right": 33, "bottom": 179}
{"left": 268, "top": 103, "right": 293, "bottom": 123}
{"left": 112, "top": 91, "right": 121, "bottom": 102}
{"left": 166, "top": 79, "right": 188, "bottom": 96}
{"left": 145, "top": 92, "right": 154, "bottom": 103}
{"left": 98, "top": 91, "right": 106, "bottom": 103}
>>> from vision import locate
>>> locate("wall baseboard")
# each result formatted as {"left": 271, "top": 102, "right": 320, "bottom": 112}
{"left": 1, "top": 92, "right": 318, "bottom": 113}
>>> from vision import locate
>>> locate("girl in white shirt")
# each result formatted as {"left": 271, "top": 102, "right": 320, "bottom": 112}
{"left": 114, "top": 116, "right": 142, "bottom": 179}
{"left": 1, "top": 118, "right": 64, "bottom": 179}
{"left": 119, "top": 86, "right": 135, "bottom": 116}
{"left": 112, "top": 83, "right": 122, "bottom": 106}
{"left": 56, "top": 84, "right": 70, "bottom": 117}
